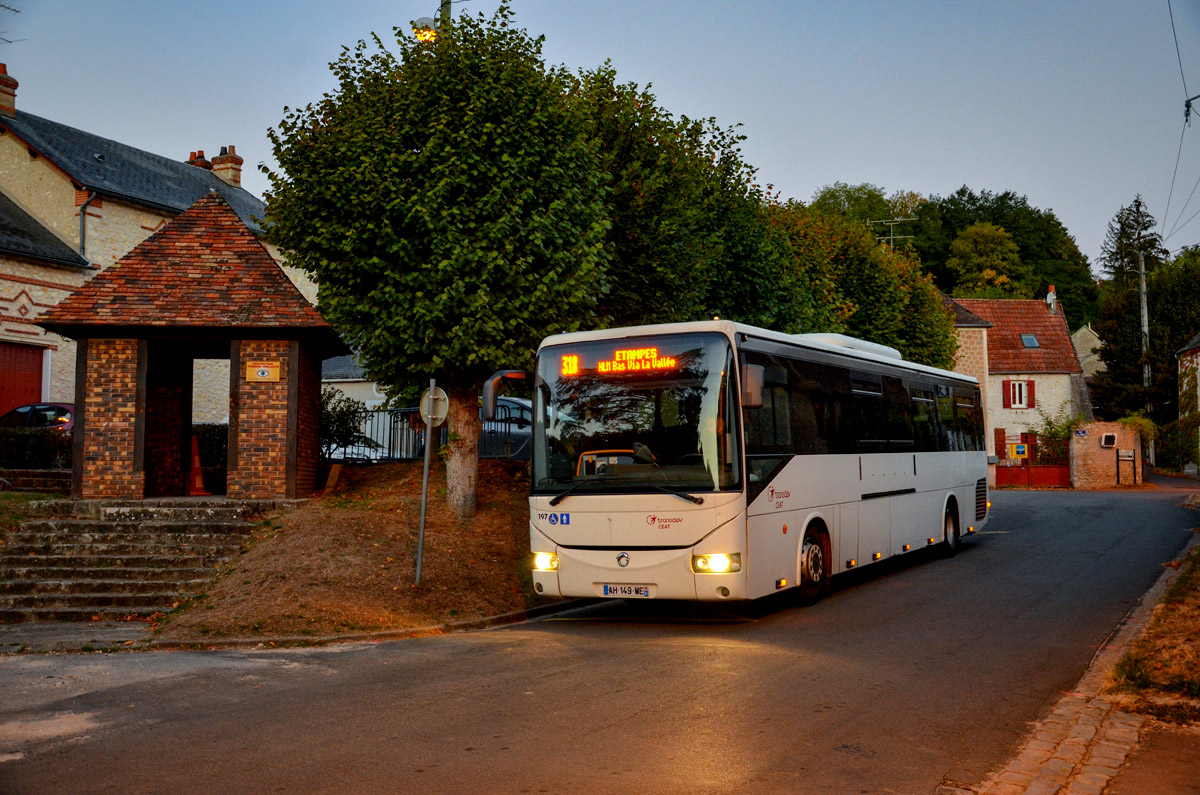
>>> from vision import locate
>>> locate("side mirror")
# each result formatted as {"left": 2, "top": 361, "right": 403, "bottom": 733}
{"left": 740, "top": 364, "right": 764, "bottom": 409}
{"left": 482, "top": 370, "right": 527, "bottom": 420}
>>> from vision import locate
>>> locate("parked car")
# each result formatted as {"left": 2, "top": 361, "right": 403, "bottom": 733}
{"left": 0, "top": 402, "right": 75, "bottom": 434}
{"left": 480, "top": 396, "right": 532, "bottom": 460}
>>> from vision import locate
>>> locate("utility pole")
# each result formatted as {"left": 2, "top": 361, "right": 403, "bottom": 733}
{"left": 440, "top": 0, "right": 451, "bottom": 27}
{"left": 1134, "top": 198, "right": 1154, "bottom": 466}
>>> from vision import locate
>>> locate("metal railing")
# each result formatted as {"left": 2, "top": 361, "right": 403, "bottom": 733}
{"left": 331, "top": 406, "right": 529, "bottom": 462}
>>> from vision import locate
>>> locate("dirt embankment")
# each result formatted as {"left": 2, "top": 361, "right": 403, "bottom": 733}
{"left": 154, "top": 460, "right": 556, "bottom": 641}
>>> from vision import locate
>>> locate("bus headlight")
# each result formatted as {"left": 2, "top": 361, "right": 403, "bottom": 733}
{"left": 692, "top": 553, "right": 741, "bottom": 573}
{"left": 534, "top": 553, "right": 558, "bottom": 571}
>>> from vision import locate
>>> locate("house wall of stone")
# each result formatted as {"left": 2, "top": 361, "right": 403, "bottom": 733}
{"left": 78, "top": 338, "right": 144, "bottom": 499}
{"left": 988, "top": 372, "right": 1076, "bottom": 438}
{"left": 0, "top": 131, "right": 79, "bottom": 246}
{"left": 1070, "top": 421, "right": 1142, "bottom": 489}
{"left": 953, "top": 327, "right": 991, "bottom": 455}
{"left": 1180, "top": 350, "right": 1199, "bottom": 471}
{"left": 0, "top": 255, "right": 88, "bottom": 402}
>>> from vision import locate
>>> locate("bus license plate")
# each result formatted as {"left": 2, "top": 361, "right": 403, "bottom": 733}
{"left": 602, "top": 583, "right": 653, "bottom": 598}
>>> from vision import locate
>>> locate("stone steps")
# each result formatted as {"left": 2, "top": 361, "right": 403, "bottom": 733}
{"left": 0, "top": 498, "right": 294, "bottom": 623}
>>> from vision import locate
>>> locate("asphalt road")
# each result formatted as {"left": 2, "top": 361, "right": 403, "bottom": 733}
{"left": 0, "top": 489, "right": 1195, "bottom": 794}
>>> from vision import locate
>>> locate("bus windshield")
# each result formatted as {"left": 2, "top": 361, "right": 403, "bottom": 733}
{"left": 533, "top": 332, "right": 741, "bottom": 496}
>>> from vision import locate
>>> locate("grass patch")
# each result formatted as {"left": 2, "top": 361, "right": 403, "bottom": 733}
{"left": 1109, "top": 537, "right": 1200, "bottom": 722}
{"left": 0, "top": 490, "right": 51, "bottom": 539}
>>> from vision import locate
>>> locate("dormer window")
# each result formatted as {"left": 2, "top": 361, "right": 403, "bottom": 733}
{"left": 1021, "top": 334, "right": 1040, "bottom": 348}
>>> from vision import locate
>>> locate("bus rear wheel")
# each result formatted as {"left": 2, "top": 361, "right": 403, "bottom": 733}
{"left": 797, "top": 526, "right": 830, "bottom": 604}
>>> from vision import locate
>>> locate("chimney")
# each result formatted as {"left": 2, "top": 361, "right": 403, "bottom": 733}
{"left": 211, "top": 145, "right": 244, "bottom": 188}
{"left": 1046, "top": 285, "right": 1057, "bottom": 313}
{"left": 186, "top": 149, "right": 213, "bottom": 170}
{"left": 0, "top": 64, "right": 17, "bottom": 118}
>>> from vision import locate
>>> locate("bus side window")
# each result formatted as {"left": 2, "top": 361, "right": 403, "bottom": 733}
{"left": 937, "top": 389, "right": 961, "bottom": 451}
{"left": 883, "top": 376, "right": 913, "bottom": 450}
{"left": 910, "top": 384, "right": 937, "bottom": 453}
{"left": 955, "top": 390, "right": 982, "bottom": 451}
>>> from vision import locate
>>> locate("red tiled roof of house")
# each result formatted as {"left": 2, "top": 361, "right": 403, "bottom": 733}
{"left": 955, "top": 297, "right": 1082, "bottom": 374}
{"left": 39, "top": 192, "right": 331, "bottom": 332}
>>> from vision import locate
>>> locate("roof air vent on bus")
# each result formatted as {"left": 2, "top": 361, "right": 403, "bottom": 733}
{"left": 794, "top": 333, "right": 903, "bottom": 360}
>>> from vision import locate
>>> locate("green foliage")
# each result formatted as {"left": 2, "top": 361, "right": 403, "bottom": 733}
{"left": 264, "top": 5, "right": 610, "bottom": 401}
{"left": 1099, "top": 196, "right": 1167, "bottom": 288}
{"left": 1093, "top": 247, "right": 1200, "bottom": 424}
{"left": 1116, "top": 412, "right": 1157, "bottom": 443}
{"left": 1030, "top": 407, "right": 1085, "bottom": 440}
{"left": 0, "top": 428, "right": 72, "bottom": 469}
{"left": 947, "top": 222, "right": 1032, "bottom": 298}
{"left": 571, "top": 66, "right": 720, "bottom": 326}
{"left": 913, "top": 187, "right": 1098, "bottom": 324}
{"left": 764, "top": 202, "right": 957, "bottom": 367}
{"left": 810, "top": 182, "right": 891, "bottom": 223}
{"left": 319, "top": 387, "right": 374, "bottom": 461}
{"left": 1157, "top": 415, "right": 1200, "bottom": 471}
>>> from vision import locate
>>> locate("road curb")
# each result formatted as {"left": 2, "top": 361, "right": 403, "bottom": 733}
{"left": 940, "top": 528, "right": 1200, "bottom": 795}
{"left": 145, "top": 598, "right": 597, "bottom": 651}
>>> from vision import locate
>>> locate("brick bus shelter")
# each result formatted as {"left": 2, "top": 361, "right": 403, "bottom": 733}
{"left": 37, "top": 192, "right": 346, "bottom": 500}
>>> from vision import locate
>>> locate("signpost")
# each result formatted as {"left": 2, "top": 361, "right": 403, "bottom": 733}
{"left": 415, "top": 380, "right": 448, "bottom": 585}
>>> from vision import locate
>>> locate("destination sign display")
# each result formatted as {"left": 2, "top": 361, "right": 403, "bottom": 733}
{"left": 561, "top": 347, "right": 679, "bottom": 377}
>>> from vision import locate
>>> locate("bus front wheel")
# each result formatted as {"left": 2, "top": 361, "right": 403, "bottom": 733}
{"left": 797, "top": 525, "right": 831, "bottom": 604}
{"left": 940, "top": 505, "right": 961, "bottom": 558}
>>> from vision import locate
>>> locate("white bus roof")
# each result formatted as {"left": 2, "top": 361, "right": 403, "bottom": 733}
{"left": 538, "top": 320, "right": 978, "bottom": 385}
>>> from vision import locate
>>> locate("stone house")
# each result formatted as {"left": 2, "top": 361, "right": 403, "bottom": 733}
{"left": 0, "top": 64, "right": 316, "bottom": 420}
{"left": 1179, "top": 332, "right": 1200, "bottom": 473}
{"left": 954, "top": 289, "right": 1089, "bottom": 462}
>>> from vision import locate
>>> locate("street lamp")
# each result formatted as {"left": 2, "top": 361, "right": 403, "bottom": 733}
{"left": 412, "top": 16, "right": 439, "bottom": 42}
{"left": 411, "top": 0, "right": 453, "bottom": 41}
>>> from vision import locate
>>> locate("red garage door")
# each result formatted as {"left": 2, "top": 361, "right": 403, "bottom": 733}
{"left": 0, "top": 341, "right": 43, "bottom": 415}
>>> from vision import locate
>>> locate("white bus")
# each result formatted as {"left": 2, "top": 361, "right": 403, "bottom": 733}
{"left": 484, "top": 320, "right": 989, "bottom": 603}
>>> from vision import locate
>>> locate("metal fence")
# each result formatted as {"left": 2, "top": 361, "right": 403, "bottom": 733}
{"left": 331, "top": 406, "right": 530, "bottom": 462}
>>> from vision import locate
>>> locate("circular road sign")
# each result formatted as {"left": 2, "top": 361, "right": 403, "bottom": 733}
{"left": 420, "top": 387, "right": 449, "bottom": 428}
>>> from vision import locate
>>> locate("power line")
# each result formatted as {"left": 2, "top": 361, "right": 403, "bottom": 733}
{"left": 1169, "top": 0, "right": 1189, "bottom": 98}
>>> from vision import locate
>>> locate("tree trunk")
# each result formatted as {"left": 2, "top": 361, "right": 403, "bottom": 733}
{"left": 444, "top": 384, "right": 481, "bottom": 519}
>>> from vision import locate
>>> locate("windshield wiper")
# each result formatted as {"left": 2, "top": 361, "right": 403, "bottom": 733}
{"left": 648, "top": 484, "right": 704, "bottom": 505}
{"left": 549, "top": 481, "right": 590, "bottom": 506}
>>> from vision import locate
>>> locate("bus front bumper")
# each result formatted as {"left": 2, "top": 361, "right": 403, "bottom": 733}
{"left": 538, "top": 546, "right": 747, "bottom": 601}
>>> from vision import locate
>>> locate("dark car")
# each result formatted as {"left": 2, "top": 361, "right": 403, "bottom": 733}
{"left": 0, "top": 402, "right": 75, "bottom": 434}
{"left": 480, "top": 396, "right": 532, "bottom": 460}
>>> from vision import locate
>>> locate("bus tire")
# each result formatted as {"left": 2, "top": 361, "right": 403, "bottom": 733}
{"left": 940, "top": 503, "right": 961, "bottom": 558}
{"left": 797, "top": 525, "right": 830, "bottom": 604}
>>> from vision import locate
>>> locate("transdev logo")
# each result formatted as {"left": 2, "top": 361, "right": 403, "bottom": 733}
{"left": 768, "top": 487, "right": 792, "bottom": 502}
{"left": 646, "top": 515, "right": 684, "bottom": 529}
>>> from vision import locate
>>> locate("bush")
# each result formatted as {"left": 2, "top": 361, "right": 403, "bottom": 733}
{"left": 1158, "top": 415, "right": 1200, "bottom": 472}
{"left": 0, "top": 428, "right": 72, "bottom": 469}
{"left": 320, "top": 387, "right": 376, "bottom": 461}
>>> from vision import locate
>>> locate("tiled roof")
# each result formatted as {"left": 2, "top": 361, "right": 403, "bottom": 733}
{"left": 955, "top": 298, "right": 1082, "bottom": 374}
{"left": 38, "top": 192, "right": 335, "bottom": 337}
{"left": 1, "top": 111, "right": 265, "bottom": 232}
{"left": 0, "top": 190, "right": 90, "bottom": 269}
{"left": 323, "top": 353, "right": 367, "bottom": 380}
{"left": 941, "top": 293, "right": 992, "bottom": 328}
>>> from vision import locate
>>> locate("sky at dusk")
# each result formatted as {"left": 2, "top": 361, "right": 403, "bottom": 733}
{"left": 7, "top": 0, "right": 1200, "bottom": 278}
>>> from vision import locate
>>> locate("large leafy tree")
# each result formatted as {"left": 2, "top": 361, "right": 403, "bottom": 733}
{"left": 1092, "top": 246, "right": 1200, "bottom": 424}
{"left": 263, "top": 6, "right": 610, "bottom": 517}
{"left": 570, "top": 66, "right": 721, "bottom": 326}
{"left": 946, "top": 222, "right": 1032, "bottom": 298}
{"left": 913, "top": 187, "right": 1098, "bottom": 324}
{"left": 766, "top": 201, "right": 957, "bottom": 367}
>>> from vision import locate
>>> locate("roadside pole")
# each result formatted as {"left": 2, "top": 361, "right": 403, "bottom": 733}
{"left": 415, "top": 379, "right": 448, "bottom": 585}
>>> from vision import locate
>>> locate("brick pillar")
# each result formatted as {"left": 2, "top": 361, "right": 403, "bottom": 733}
{"left": 227, "top": 340, "right": 292, "bottom": 499}
{"left": 76, "top": 338, "right": 146, "bottom": 499}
